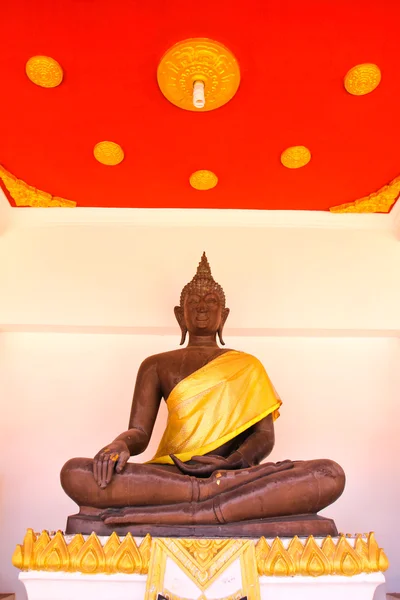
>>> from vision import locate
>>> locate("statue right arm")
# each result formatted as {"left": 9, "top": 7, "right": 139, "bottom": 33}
{"left": 93, "top": 356, "right": 162, "bottom": 488}
{"left": 117, "top": 355, "right": 163, "bottom": 454}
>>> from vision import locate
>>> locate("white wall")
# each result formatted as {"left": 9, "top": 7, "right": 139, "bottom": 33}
{"left": 1, "top": 224, "right": 400, "bottom": 333}
{"left": 0, "top": 195, "right": 399, "bottom": 597}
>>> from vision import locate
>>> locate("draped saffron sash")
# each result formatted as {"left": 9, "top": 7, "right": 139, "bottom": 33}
{"left": 149, "top": 350, "right": 281, "bottom": 464}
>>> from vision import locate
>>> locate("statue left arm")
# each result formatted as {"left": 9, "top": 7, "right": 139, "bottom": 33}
{"left": 171, "top": 414, "right": 275, "bottom": 476}
{"left": 230, "top": 413, "right": 275, "bottom": 467}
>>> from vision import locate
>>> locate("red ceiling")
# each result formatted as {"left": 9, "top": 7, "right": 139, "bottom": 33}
{"left": 1, "top": 0, "right": 400, "bottom": 211}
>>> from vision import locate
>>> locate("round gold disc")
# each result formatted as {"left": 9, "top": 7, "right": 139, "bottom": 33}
{"left": 344, "top": 63, "right": 381, "bottom": 96}
{"left": 190, "top": 170, "right": 218, "bottom": 190}
{"left": 93, "top": 141, "right": 124, "bottom": 166}
{"left": 26, "top": 56, "right": 63, "bottom": 88}
{"left": 157, "top": 38, "right": 240, "bottom": 112}
{"left": 280, "top": 146, "right": 311, "bottom": 169}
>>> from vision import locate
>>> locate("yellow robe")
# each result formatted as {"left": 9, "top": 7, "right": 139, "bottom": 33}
{"left": 149, "top": 350, "right": 281, "bottom": 464}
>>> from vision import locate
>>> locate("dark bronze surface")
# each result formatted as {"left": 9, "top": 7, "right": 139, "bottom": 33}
{"left": 61, "top": 254, "right": 345, "bottom": 535}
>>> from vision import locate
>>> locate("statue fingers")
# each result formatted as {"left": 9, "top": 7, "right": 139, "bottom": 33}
{"left": 191, "top": 455, "right": 226, "bottom": 465}
{"left": 170, "top": 454, "right": 195, "bottom": 473}
{"left": 170, "top": 455, "right": 211, "bottom": 476}
{"left": 93, "top": 459, "right": 99, "bottom": 484}
{"left": 115, "top": 451, "right": 129, "bottom": 474}
{"left": 93, "top": 448, "right": 108, "bottom": 486}
{"left": 170, "top": 454, "right": 185, "bottom": 470}
{"left": 105, "top": 455, "right": 117, "bottom": 485}
{"left": 93, "top": 457, "right": 104, "bottom": 486}
{"left": 100, "top": 456, "right": 110, "bottom": 488}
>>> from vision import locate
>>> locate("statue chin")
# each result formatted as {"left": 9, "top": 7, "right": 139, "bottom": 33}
{"left": 60, "top": 253, "right": 346, "bottom": 537}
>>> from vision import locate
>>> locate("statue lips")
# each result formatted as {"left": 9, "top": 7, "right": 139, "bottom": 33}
{"left": 196, "top": 315, "right": 209, "bottom": 327}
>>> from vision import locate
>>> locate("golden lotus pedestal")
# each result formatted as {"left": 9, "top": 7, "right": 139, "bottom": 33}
{"left": 13, "top": 530, "right": 388, "bottom": 600}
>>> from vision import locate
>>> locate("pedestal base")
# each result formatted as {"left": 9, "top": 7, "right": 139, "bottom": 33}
{"left": 66, "top": 512, "right": 338, "bottom": 537}
{"left": 13, "top": 530, "right": 389, "bottom": 600}
{"left": 19, "top": 570, "right": 385, "bottom": 600}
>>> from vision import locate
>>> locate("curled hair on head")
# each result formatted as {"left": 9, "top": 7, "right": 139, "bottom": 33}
{"left": 179, "top": 252, "right": 226, "bottom": 307}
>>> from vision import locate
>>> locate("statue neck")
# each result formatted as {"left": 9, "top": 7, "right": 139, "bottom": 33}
{"left": 187, "top": 333, "right": 219, "bottom": 347}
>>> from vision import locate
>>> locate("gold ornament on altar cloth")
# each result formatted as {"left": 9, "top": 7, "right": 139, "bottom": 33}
{"left": 344, "top": 63, "right": 381, "bottom": 96}
{"left": 157, "top": 38, "right": 240, "bottom": 112}
{"left": 93, "top": 141, "right": 125, "bottom": 166}
{"left": 280, "top": 146, "right": 311, "bottom": 169}
{"left": 330, "top": 174, "right": 400, "bottom": 213}
{"left": 189, "top": 170, "right": 218, "bottom": 190}
{"left": 26, "top": 56, "right": 63, "bottom": 88}
{"left": 12, "top": 529, "right": 388, "bottom": 580}
{"left": 0, "top": 164, "right": 76, "bottom": 207}
{"left": 145, "top": 538, "right": 258, "bottom": 600}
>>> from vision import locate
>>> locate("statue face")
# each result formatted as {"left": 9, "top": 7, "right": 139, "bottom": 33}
{"left": 183, "top": 289, "right": 223, "bottom": 335}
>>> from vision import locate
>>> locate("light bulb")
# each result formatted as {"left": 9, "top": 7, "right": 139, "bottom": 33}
{"left": 193, "top": 80, "right": 205, "bottom": 109}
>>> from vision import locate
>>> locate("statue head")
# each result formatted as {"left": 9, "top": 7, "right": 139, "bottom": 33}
{"left": 175, "top": 253, "right": 230, "bottom": 345}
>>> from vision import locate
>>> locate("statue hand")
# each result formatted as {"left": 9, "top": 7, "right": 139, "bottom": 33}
{"left": 93, "top": 441, "right": 130, "bottom": 488}
{"left": 170, "top": 453, "right": 243, "bottom": 477}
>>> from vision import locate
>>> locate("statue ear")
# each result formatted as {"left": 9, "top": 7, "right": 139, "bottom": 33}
{"left": 174, "top": 306, "right": 187, "bottom": 345}
{"left": 217, "top": 307, "right": 230, "bottom": 346}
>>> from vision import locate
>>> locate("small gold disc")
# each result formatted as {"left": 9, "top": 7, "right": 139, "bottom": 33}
{"left": 93, "top": 141, "right": 124, "bottom": 166}
{"left": 344, "top": 63, "right": 381, "bottom": 96}
{"left": 281, "top": 146, "right": 311, "bottom": 169}
{"left": 157, "top": 38, "right": 240, "bottom": 112}
{"left": 26, "top": 56, "right": 63, "bottom": 88}
{"left": 189, "top": 170, "right": 218, "bottom": 190}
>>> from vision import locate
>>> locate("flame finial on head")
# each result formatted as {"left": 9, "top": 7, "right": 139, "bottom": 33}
{"left": 180, "top": 252, "right": 226, "bottom": 307}
{"left": 195, "top": 252, "right": 212, "bottom": 277}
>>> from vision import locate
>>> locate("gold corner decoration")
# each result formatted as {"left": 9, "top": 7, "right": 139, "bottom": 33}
{"left": 157, "top": 38, "right": 240, "bottom": 112}
{"left": 12, "top": 530, "right": 388, "bottom": 582}
{"left": 0, "top": 165, "right": 76, "bottom": 207}
{"left": 190, "top": 170, "right": 218, "bottom": 190}
{"left": 330, "top": 174, "right": 400, "bottom": 213}
{"left": 281, "top": 146, "right": 311, "bottom": 169}
{"left": 26, "top": 56, "right": 64, "bottom": 88}
{"left": 344, "top": 63, "right": 381, "bottom": 96}
{"left": 93, "top": 141, "right": 125, "bottom": 166}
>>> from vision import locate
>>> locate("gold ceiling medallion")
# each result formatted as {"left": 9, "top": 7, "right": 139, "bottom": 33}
{"left": 344, "top": 63, "right": 381, "bottom": 96}
{"left": 330, "top": 174, "right": 400, "bottom": 213}
{"left": 0, "top": 164, "right": 76, "bottom": 207}
{"left": 157, "top": 38, "right": 240, "bottom": 112}
{"left": 93, "top": 141, "right": 125, "bottom": 166}
{"left": 26, "top": 56, "right": 63, "bottom": 88}
{"left": 189, "top": 170, "right": 218, "bottom": 190}
{"left": 281, "top": 146, "right": 311, "bottom": 169}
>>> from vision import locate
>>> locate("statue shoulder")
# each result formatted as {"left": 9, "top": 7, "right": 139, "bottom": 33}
{"left": 138, "top": 349, "right": 184, "bottom": 370}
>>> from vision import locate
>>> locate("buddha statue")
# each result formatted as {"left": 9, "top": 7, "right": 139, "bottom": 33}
{"left": 61, "top": 253, "right": 345, "bottom": 536}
